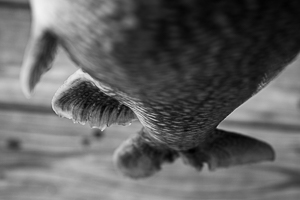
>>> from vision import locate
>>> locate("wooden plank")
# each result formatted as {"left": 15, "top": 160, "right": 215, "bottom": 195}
{"left": 0, "top": 108, "right": 299, "bottom": 200}
{"left": 0, "top": 112, "right": 299, "bottom": 200}
{"left": 0, "top": 0, "right": 29, "bottom": 9}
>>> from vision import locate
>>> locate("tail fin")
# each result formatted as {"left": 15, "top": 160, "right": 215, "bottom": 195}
{"left": 113, "top": 128, "right": 179, "bottom": 179}
{"left": 20, "top": 28, "right": 58, "bottom": 98}
{"left": 181, "top": 129, "right": 275, "bottom": 171}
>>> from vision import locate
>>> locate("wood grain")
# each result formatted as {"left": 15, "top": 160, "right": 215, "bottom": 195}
{"left": 0, "top": 3, "right": 300, "bottom": 200}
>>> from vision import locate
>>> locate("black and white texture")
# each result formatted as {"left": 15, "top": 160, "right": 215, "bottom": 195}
{"left": 20, "top": 0, "right": 300, "bottom": 178}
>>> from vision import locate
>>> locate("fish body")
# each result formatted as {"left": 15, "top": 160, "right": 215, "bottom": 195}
{"left": 21, "top": 0, "right": 300, "bottom": 178}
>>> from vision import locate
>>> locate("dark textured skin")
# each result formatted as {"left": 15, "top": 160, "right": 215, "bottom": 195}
{"left": 29, "top": 0, "right": 300, "bottom": 151}
{"left": 42, "top": 0, "right": 300, "bottom": 151}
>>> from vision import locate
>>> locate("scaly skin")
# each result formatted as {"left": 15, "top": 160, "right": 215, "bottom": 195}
{"left": 21, "top": 0, "right": 300, "bottom": 178}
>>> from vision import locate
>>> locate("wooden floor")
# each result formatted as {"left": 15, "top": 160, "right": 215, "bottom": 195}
{"left": 1, "top": 2, "right": 300, "bottom": 200}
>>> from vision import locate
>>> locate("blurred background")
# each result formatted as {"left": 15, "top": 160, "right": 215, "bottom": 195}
{"left": 1, "top": 1, "right": 300, "bottom": 199}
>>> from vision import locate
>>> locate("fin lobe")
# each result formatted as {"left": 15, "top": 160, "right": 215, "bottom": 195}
{"left": 52, "top": 70, "right": 137, "bottom": 130}
{"left": 181, "top": 129, "right": 275, "bottom": 171}
{"left": 20, "top": 30, "right": 58, "bottom": 97}
{"left": 113, "top": 128, "right": 179, "bottom": 179}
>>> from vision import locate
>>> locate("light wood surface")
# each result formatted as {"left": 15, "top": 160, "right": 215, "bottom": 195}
{"left": 1, "top": 3, "right": 300, "bottom": 200}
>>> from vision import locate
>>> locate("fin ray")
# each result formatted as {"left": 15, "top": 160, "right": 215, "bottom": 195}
{"left": 52, "top": 70, "right": 137, "bottom": 130}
